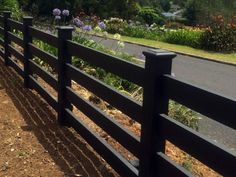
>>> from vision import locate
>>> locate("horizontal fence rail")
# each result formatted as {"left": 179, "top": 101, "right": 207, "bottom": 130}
{"left": 66, "top": 86, "right": 140, "bottom": 158}
{"left": 164, "top": 74, "right": 236, "bottom": 130}
{"left": 65, "top": 109, "right": 139, "bottom": 177}
{"left": 29, "top": 26, "right": 58, "bottom": 47}
{"left": 8, "top": 18, "right": 23, "bottom": 31}
{"left": 158, "top": 114, "right": 236, "bottom": 176}
{"left": 67, "top": 40, "right": 145, "bottom": 86}
{"left": 66, "top": 63, "right": 142, "bottom": 123}
{"left": 0, "top": 12, "right": 235, "bottom": 177}
{"left": 8, "top": 31, "right": 24, "bottom": 47}
{"left": 28, "top": 43, "right": 58, "bottom": 71}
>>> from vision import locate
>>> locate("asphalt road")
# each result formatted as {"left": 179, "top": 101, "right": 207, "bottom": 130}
{"left": 92, "top": 36, "right": 236, "bottom": 150}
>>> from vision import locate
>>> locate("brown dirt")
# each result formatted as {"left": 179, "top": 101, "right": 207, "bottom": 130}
{"left": 0, "top": 59, "right": 117, "bottom": 177}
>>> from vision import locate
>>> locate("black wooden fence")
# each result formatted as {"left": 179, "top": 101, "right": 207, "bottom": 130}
{"left": 0, "top": 11, "right": 235, "bottom": 177}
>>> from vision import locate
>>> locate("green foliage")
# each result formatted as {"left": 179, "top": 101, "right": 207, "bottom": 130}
{"left": 138, "top": 7, "right": 165, "bottom": 25}
{"left": 161, "top": 28, "right": 203, "bottom": 48}
{"left": 122, "top": 24, "right": 162, "bottom": 40}
{"left": 200, "top": 15, "right": 236, "bottom": 52}
{"left": 183, "top": 0, "right": 236, "bottom": 25}
{"left": 183, "top": 0, "right": 199, "bottom": 26}
{"left": 182, "top": 160, "right": 193, "bottom": 172}
{"left": 32, "top": 39, "right": 57, "bottom": 72}
{"left": 105, "top": 18, "right": 164, "bottom": 41}
{"left": 169, "top": 101, "right": 199, "bottom": 130}
{"left": 0, "top": 0, "right": 22, "bottom": 19}
{"left": 160, "top": 0, "right": 171, "bottom": 12}
{"left": 71, "top": 31, "right": 139, "bottom": 95}
{"left": 105, "top": 18, "right": 128, "bottom": 34}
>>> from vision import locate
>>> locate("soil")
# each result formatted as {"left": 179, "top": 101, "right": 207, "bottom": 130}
{"left": 0, "top": 59, "right": 117, "bottom": 177}
{"left": 0, "top": 57, "right": 221, "bottom": 177}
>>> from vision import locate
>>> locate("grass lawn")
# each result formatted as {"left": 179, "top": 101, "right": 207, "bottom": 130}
{"left": 105, "top": 34, "right": 236, "bottom": 65}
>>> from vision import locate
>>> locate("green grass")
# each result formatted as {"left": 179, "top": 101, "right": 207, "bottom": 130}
{"left": 106, "top": 34, "right": 236, "bottom": 64}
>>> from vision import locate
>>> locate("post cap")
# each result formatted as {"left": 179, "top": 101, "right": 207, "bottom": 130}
{"left": 57, "top": 26, "right": 74, "bottom": 30}
{"left": 23, "top": 16, "right": 33, "bottom": 20}
{"left": 143, "top": 49, "right": 176, "bottom": 60}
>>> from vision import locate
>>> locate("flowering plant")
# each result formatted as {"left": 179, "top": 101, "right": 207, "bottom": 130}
{"left": 52, "top": 8, "right": 70, "bottom": 25}
{"left": 200, "top": 15, "right": 236, "bottom": 52}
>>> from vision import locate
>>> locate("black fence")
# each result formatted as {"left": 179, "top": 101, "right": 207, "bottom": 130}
{"left": 0, "top": 11, "right": 235, "bottom": 177}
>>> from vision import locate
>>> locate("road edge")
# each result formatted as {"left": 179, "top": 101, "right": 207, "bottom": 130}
{"left": 93, "top": 33, "right": 236, "bottom": 67}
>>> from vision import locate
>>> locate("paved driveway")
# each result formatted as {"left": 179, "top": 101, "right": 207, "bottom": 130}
{"left": 91, "top": 36, "right": 236, "bottom": 150}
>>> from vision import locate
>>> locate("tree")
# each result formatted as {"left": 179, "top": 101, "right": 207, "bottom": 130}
{"left": 0, "top": 0, "right": 21, "bottom": 19}
{"left": 183, "top": 0, "right": 199, "bottom": 25}
{"left": 160, "top": 0, "right": 171, "bottom": 12}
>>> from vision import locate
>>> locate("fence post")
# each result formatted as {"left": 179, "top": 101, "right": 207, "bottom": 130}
{"left": 139, "top": 50, "right": 176, "bottom": 177}
{"left": 57, "top": 26, "right": 74, "bottom": 125}
{"left": 3, "top": 11, "right": 11, "bottom": 66}
{"left": 23, "top": 16, "right": 33, "bottom": 88}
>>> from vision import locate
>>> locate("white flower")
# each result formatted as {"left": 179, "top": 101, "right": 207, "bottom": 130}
{"left": 94, "top": 26, "right": 102, "bottom": 32}
{"left": 117, "top": 41, "right": 125, "bottom": 49}
{"left": 103, "top": 31, "right": 108, "bottom": 38}
{"left": 114, "top": 33, "right": 121, "bottom": 40}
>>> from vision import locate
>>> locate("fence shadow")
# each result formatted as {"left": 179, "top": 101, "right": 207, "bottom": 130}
{"left": 0, "top": 59, "right": 117, "bottom": 177}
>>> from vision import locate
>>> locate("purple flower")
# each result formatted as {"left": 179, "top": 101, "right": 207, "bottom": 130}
{"left": 55, "top": 15, "right": 61, "bottom": 20}
{"left": 82, "top": 25, "right": 92, "bottom": 31}
{"left": 62, "top": 9, "right": 70, "bottom": 16}
{"left": 53, "top": 8, "right": 61, "bottom": 16}
{"left": 98, "top": 21, "right": 106, "bottom": 29}
{"left": 74, "top": 18, "right": 84, "bottom": 27}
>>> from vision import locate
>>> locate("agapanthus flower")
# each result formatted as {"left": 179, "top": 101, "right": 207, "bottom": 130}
{"left": 98, "top": 21, "right": 106, "bottom": 29}
{"left": 55, "top": 15, "right": 61, "bottom": 20}
{"left": 114, "top": 33, "right": 121, "bottom": 40}
{"left": 62, "top": 9, "right": 70, "bottom": 16}
{"left": 53, "top": 8, "right": 61, "bottom": 16}
{"left": 74, "top": 18, "right": 84, "bottom": 27}
{"left": 82, "top": 25, "right": 92, "bottom": 31}
{"left": 117, "top": 41, "right": 125, "bottom": 49}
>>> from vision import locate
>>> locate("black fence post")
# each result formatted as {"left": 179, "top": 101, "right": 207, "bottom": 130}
{"left": 139, "top": 50, "right": 176, "bottom": 177}
{"left": 57, "top": 26, "right": 74, "bottom": 125}
{"left": 3, "top": 11, "right": 11, "bottom": 66}
{"left": 23, "top": 16, "right": 33, "bottom": 88}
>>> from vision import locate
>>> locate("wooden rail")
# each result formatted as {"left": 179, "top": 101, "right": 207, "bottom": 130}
{"left": 0, "top": 11, "right": 235, "bottom": 177}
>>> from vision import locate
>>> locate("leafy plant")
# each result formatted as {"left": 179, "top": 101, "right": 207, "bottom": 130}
{"left": 0, "top": 0, "right": 22, "bottom": 19}
{"left": 138, "top": 6, "right": 165, "bottom": 25}
{"left": 200, "top": 15, "right": 236, "bottom": 52}
{"left": 169, "top": 101, "right": 200, "bottom": 130}
{"left": 161, "top": 28, "right": 203, "bottom": 48}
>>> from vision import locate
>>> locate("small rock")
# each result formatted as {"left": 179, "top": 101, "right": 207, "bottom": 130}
{"left": 2, "top": 100, "right": 9, "bottom": 104}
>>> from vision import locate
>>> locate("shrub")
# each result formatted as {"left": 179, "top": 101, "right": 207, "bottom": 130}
{"left": 138, "top": 6, "right": 165, "bottom": 25}
{"left": 161, "top": 28, "right": 203, "bottom": 48}
{"left": 169, "top": 101, "right": 199, "bottom": 130}
{"left": 0, "top": 0, "right": 22, "bottom": 19}
{"left": 105, "top": 17, "right": 128, "bottom": 34}
{"left": 122, "top": 24, "right": 163, "bottom": 40}
{"left": 200, "top": 15, "right": 236, "bottom": 52}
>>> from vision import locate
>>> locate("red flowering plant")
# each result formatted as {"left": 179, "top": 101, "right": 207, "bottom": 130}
{"left": 200, "top": 15, "right": 236, "bottom": 52}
